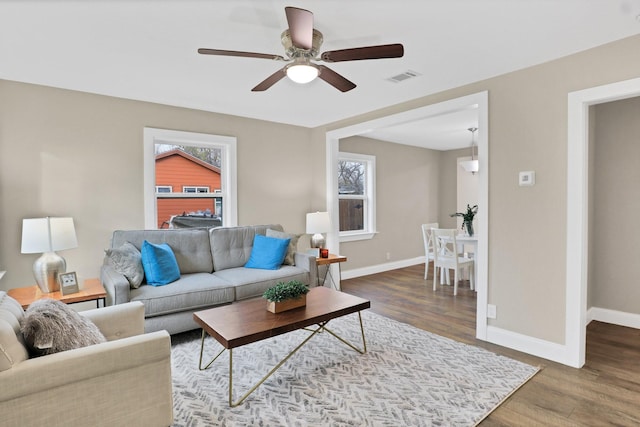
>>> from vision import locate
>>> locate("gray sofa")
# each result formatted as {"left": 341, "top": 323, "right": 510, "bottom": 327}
{"left": 101, "top": 224, "right": 317, "bottom": 334}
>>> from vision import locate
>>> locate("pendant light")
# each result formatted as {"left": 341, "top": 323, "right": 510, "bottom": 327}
{"left": 460, "top": 127, "right": 479, "bottom": 174}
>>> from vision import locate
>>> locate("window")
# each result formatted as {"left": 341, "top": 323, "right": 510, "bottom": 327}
{"left": 144, "top": 128, "right": 237, "bottom": 229}
{"left": 183, "top": 186, "right": 210, "bottom": 193}
{"left": 338, "top": 152, "right": 376, "bottom": 241}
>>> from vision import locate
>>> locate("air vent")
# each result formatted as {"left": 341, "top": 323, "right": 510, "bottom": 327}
{"left": 387, "top": 70, "right": 421, "bottom": 83}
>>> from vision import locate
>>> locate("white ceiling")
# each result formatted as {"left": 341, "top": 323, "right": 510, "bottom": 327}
{"left": 364, "top": 107, "right": 480, "bottom": 150}
{"left": 1, "top": 1, "right": 639, "bottom": 150}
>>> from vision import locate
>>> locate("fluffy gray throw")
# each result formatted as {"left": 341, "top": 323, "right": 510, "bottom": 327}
{"left": 20, "top": 299, "right": 106, "bottom": 357}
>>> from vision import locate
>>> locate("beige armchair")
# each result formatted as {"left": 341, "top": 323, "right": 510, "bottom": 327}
{"left": 0, "top": 292, "right": 173, "bottom": 427}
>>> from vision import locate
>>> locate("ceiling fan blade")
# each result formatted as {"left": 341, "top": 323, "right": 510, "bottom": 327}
{"left": 285, "top": 6, "right": 313, "bottom": 49}
{"left": 198, "top": 48, "right": 285, "bottom": 61}
{"left": 251, "top": 67, "right": 287, "bottom": 92}
{"left": 317, "top": 65, "right": 356, "bottom": 92}
{"left": 321, "top": 43, "right": 404, "bottom": 62}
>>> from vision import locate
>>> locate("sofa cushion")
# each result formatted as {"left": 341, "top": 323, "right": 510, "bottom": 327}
{"left": 0, "top": 292, "right": 29, "bottom": 371}
{"left": 245, "top": 235, "right": 290, "bottom": 270}
{"left": 141, "top": 241, "right": 181, "bottom": 286}
{"left": 130, "top": 273, "right": 235, "bottom": 317}
{"left": 20, "top": 299, "right": 106, "bottom": 357}
{"left": 104, "top": 241, "right": 144, "bottom": 288}
{"left": 266, "top": 229, "right": 301, "bottom": 266}
{"left": 210, "top": 224, "right": 284, "bottom": 271}
{"left": 214, "top": 266, "right": 310, "bottom": 301}
{"left": 112, "top": 229, "right": 213, "bottom": 274}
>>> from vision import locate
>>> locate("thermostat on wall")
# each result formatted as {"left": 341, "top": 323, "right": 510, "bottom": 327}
{"left": 519, "top": 171, "right": 535, "bottom": 186}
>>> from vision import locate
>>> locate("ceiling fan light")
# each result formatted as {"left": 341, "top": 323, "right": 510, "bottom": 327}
{"left": 286, "top": 64, "right": 318, "bottom": 84}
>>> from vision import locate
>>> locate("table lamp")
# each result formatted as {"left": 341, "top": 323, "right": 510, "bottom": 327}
{"left": 306, "top": 211, "right": 331, "bottom": 249}
{"left": 21, "top": 217, "right": 78, "bottom": 293}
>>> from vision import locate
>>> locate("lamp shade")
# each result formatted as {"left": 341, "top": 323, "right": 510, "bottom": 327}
{"left": 306, "top": 212, "right": 331, "bottom": 234}
{"left": 460, "top": 159, "right": 479, "bottom": 173}
{"left": 460, "top": 127, "right": 479, "bottom": 174}
{"left": 21, "top": 217, "right": 78, "bottom": 254}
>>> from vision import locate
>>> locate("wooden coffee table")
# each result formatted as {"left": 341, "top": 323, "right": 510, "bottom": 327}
{"left": 193, "top": 286, "right": 370, "bottom": 406}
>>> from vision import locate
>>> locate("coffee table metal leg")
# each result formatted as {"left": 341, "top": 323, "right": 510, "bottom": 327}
{"left": 227, "top": 324, "right": 325, "bottom": 407}
{"left": 198, "top": 329, "right": 226, "bottom": 371}
{"left": 199, "top": 312, "right": 368, "bottom": 407}
{"left": 317, "top": 311, "right": 367, "bottom": 354}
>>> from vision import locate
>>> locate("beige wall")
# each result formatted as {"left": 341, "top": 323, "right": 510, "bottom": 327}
{"left": 0, "top": 81, "right": 316, "bottom": 290}
{"left": 338, "top": 136, "right": 441, "bottom": 270}
{"left": 320, "top": 34, "right": 640, "bottom": 344}
{"left": 336, "top": 136, "right": 467, "bottom": 271}
{"left": 2, "top": 32, "right": 640, "bottom": 348}
{"left": 440, "top": 148, "right": 469, "bottom": 229}
{"left": 334, "top": 136, "right": 470, "bottom": 271}
{"left": 590, "top": 97, "right": 640, "bottom": 313}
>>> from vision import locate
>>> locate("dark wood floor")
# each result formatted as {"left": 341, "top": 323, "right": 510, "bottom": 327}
{"left": 340, "top": 264, "right": 640, "bottom": 426}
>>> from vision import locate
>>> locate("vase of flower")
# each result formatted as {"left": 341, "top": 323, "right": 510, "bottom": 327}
{"left": 464, "top": 220, "right": 474, "bottom": 237}
{"left": 451, "top": 204, "right": 478, "bottom": 237}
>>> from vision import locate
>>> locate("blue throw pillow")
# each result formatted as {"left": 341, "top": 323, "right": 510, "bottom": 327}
{"left": 140, "top": 240, "right": 180, "bottom": 286}
{"left": 245, "top": 235, "right": 291, "bottom": 270}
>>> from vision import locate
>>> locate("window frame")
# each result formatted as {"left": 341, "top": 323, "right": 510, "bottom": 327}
{"left": 155, "top": 185, "right": 172, "bottom": 193}
{"left": 182, "top": 186, "right": 210, "bottom": 193}
{"left": 338, "top": 152, "right": 376, "bottom": 242}
{"left": 143, "top": 128, "right": 237, "bottom": 229}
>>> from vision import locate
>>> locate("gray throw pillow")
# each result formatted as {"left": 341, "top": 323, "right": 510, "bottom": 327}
{"left": 20, "top": 299, "right": 106, "bottom": 357}
{"left": 104, "top": 241, "right": 144, "bottom": 288}
{"left": 266, "top": 229, "right": 301, "bottom": 266}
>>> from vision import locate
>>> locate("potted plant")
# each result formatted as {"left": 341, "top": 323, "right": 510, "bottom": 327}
{"left": 263, "top": 280, "right": 310, "bottom": 313}
{"left": 450, "top": 204, "right": 478, "bottom": 236}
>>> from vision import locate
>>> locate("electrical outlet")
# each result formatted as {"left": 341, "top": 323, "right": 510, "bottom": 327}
{"left": 386, "top": 252, "right": 391, "bottom": 260}
{"left": 487, "top": 304, "right": 497, "bottom": 319}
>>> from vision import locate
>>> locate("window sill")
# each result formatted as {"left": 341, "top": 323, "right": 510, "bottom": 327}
{"left": 339, "top": 231, "right": 377, "bottom": 243}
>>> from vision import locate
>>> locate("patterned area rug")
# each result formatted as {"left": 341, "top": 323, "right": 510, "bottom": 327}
{"left": 171, "top": 311, "right": 538, "bottom": 426}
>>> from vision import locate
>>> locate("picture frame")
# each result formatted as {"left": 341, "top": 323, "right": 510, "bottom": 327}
{"left": 59, "top": 272, "right": 79, "bottom": 295}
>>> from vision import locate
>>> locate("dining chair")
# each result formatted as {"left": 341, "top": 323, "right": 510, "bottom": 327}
{"left": 431, "top": 228, "right": 474, "bottom": 296}
{"left": 421, "top": 223, "right": 439, "bottom": 280}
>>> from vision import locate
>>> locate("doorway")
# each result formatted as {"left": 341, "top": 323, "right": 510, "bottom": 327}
{"left": 566, "top": 76, "right": 640, "bottom": 368}
{"left": 325, "top": 91, "right": 490, "bottom": 340}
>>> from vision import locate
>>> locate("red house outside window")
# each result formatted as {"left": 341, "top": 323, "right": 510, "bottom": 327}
{"left": 155, "top": 149, "right": 222, "bottom": 228}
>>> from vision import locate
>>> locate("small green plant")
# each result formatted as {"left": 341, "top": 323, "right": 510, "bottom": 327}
{"left": 450, "top": 204, "right": 478, "bottom": 224}
{"left": 263, "top": 280, "right": 309, "bottom": 302}
{"left": 450, "top": 204, "right": 478, "bottom": 236}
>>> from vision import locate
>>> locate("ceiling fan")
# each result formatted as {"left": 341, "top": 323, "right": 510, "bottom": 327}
{"left": 198, "top": 6, "right": 404, "bottom": 92}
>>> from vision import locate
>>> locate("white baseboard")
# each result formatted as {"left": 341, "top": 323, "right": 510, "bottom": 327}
{"left": 341, "top": 257, "right": 619, "bottom": 367}
{"left": 341, "top": 257, "right": 425, "bottom": 280}
{"left": 587, "top": 306, "right": 640, "bottom": 329}
{"left": 486, "top": 325, "right": 570, "bottom": 366}
{"left": 484, "top": 308, "right": 640, "bottom": 368}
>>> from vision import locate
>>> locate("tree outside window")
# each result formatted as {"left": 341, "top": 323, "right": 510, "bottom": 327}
{"left": 338, "top": 152, "right": 376, "bottom": 240}
{"left": 338, "top": 160, "right": 365, "bottom": 231}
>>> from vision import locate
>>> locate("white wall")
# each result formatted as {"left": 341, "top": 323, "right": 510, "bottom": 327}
{"left": 456, "top": 156, "right": 480, "bottom": 233}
